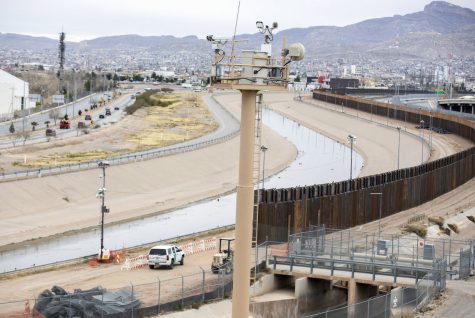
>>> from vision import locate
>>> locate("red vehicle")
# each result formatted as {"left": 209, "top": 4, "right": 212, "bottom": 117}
{"left": 59, "top": 120, "right": 70, "bottom": 129}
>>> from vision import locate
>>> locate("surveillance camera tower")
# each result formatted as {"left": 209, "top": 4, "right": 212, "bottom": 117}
{"left": 207, "top": 21, "right": 305, "bottom": 318}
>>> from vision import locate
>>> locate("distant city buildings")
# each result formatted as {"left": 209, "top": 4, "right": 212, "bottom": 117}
{"left": 0, "top": 42, "right": 474, "bottom": 95}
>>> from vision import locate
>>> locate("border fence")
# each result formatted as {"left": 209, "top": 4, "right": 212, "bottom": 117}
{"left": 255, "top": 91, "right": 475, "bottom": 243}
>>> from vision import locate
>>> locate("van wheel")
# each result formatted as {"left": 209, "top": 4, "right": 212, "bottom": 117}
{"left": 180, "top": 257, "right": 184, "bottom": 265}
{"left": 169, "top": 261, "right": 174, "bottom": 269}
{"left": 149, "top": 265, "right": 154, "bottom": 269}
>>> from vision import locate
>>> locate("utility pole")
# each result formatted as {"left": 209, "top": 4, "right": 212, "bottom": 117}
{"left": 207, "top": 19, "right": 304, "bottom": 318}
{"left": 420, "top": 120, "right": 425, "bottom": 164}
{"left": 397, "top": 126, "right": 401, "bottom": 170}
{"left": 261, "top": 145, "right": 268, "bottom": 190}
{"left": 97, "top": 161, "right": 110, "bottom": 261}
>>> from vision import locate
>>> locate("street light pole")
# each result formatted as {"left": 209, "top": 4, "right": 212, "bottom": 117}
{"left": 260, "top": 145, "right": 268, "bottom": 190}
{"left": 347, "top": 134, "right": 356, "bottom": 181}
{"left": 397, "top": 126, "right": 401, "bottom": 170}
{"left": 420, "top": 120, "right": 425, "bottom": 164}
{"left": 429, "top": 112, "right": 433, "bottom": 152}
{"left": 97, "top": 160, "right": 110, "bottom": 261}
{"left": 371, "top": 192, "right": 383, "bottom": 236}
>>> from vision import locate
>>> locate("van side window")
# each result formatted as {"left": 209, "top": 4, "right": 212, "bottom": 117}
{"left": 168, "top": 248, "right": 172, "bottom": 254}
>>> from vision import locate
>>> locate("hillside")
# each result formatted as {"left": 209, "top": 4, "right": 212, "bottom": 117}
{"left": 0, "top": 1, "right": 474, "bottom": 60}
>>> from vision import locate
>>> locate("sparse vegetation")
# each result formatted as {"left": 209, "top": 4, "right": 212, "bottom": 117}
{"left": 191, "top": 302, "right": 201, "bottom": 309}
{"left": 428, "top": 216, "right": 445, "bottom": 228}
{"left": 467, "top": 216, "right": 475, "bottom": 223}
{"left": 404, "top": 223, "right": 427, "bottom": 238}
{"left": 11, "top": 150, "right": 114, "bottom": 168}
{"left": 125, "top": 90, "right": 178, "bottom": 114}
{"left": 441, "top": 227, "right": 451, "bottom": 236}
{"left": 447, "top": 223, "right": 460, "bottom": 234}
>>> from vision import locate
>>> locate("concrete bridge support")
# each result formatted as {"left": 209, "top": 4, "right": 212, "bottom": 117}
{"left": 347, "top": 279, "right": 379, "bottom": 317}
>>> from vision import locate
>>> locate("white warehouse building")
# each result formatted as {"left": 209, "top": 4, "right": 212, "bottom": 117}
{"left": 0, "top": 70, "right": 31, "bottom": 117}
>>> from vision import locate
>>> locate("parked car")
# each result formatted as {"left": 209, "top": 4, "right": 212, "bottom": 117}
{"left": 105, "top": 108, "right": 111, "bottom": 116}
{"left": 148, "top": 245, "right": 185, "bottom": 269}
{"left": 85, "top": 114, "right": 92, "bottom": 121}
{"left": 114, "top": 106, "right": 120, "bottom": 110}
{"left": 59, "top": 120, "right": 70, "bottom": 129}
{"left": 99, "top": 114, "right": 105, "bottom": 119}
{"left": 45, "top": 128, "right": 56, "bottom": 137}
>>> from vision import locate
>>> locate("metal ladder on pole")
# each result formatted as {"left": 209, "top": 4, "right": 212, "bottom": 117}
{"left": 250, "top": 93, "right": 263, "bottom": 290}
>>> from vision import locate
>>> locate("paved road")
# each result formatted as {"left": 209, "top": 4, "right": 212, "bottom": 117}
{"left": 0, "top": 94, "right": 134, "bottom": 149}
{"left": 0, "top": 93, "right": 106, "bottom": 134}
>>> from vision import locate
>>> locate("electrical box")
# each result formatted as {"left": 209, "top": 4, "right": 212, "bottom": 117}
{"left": 377, "top": 240, "right": 390, "bottom": 256}
{"left": 423, "top": 243, "right": 435, "bottom": 260}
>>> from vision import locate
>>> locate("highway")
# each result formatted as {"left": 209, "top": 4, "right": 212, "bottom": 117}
{"left": 0, "top": 93, "right": 105, "bottom": 134}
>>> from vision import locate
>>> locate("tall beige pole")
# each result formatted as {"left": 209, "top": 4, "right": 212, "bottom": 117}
{"left": 232, "top": 89, "right": 258, "bottom": 318}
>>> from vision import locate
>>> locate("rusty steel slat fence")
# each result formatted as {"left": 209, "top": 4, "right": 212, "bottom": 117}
{"left": 255, "top": 92, "right": 475, "bottom": 244}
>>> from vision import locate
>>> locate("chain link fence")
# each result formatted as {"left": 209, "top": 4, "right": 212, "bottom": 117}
{"left": 290, "top": 226, "right": 474, "bottom": 280}
{"left": 0, "top": 240, "right": 448, "bottom": 318}
{"left": 303, "top": 259, "right": 446, "bottom": 318}
{"left": 0, "top": 267, "right": 234, "bottom": 317}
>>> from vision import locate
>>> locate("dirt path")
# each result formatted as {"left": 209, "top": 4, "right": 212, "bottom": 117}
{"left": 0, "top": 230, "right": 235, "bottom": 315}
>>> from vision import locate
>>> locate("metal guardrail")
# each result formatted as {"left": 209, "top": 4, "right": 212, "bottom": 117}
{"left": 289, "top": 227, "right": 474, "bottom": 280}
{"left": 269, "top": 254, "right": 442, "bottom": 284}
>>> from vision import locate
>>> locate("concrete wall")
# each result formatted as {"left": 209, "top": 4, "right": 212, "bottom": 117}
{"left": 251, "top": 275, "right": 348, "bottom": 317}
{"left": 296, "top": 277, "right": 347, "bottom": 315}
{"left": 251, "top": 298, "right": 298, "bottom": 318}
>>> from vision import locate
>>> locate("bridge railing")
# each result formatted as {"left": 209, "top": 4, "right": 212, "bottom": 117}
{"left": 300, "top": 259, "right": 447, "bottom": 318}
{"left": 289, "top": 226, "right": 474, "bottom": 280}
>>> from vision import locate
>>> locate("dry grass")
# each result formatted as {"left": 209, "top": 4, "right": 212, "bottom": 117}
{"left": 404, "top": 223, "right": 427, "bottom": 238}
{"left": 447, "top": 223, "right": 460, "bottom": 234}
{"left": 12, "top": 150, "right": 115, "bottom": 168}
{"left": 428, "top": 216, "right": 445, "bottom": 227}
{"left": 441, "top": 227, "right": 451, "bottom": 236}
{"left": 128, "top": 92, "right": 218, "bottom": 149}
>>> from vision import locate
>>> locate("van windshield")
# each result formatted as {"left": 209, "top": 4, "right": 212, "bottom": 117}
{"left": 150, "top": 249, "right": 166, "bottom": 256}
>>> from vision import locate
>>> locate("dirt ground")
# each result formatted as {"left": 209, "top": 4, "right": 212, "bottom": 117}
{"left": 0, "top": 230, "right": 235, "bottom": 316}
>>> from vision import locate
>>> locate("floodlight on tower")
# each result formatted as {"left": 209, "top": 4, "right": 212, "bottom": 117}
{"left": 207, "top": 21, "right": 305, "bottom": 318}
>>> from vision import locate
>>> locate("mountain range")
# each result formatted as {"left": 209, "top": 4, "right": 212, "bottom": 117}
{"left": 1, "top": 1, "right": 474, "bottom": 60}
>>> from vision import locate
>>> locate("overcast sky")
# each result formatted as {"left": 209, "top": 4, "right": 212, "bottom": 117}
{"left": 1, "top": 0, "right": 474, "bottom": 41}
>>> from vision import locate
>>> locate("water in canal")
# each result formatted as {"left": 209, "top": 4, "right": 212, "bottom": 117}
{"left": 0, "top": 108, "right": 363, "bottom": 272}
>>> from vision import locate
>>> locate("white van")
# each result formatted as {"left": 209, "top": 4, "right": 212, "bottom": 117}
{"left": 148, "top": 245, "right": 185, "bottom": 269}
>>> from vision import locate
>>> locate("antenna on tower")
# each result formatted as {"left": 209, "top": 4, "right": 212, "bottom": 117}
{"left": 58, "top": 31, "right": 66, "bottom": 94}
